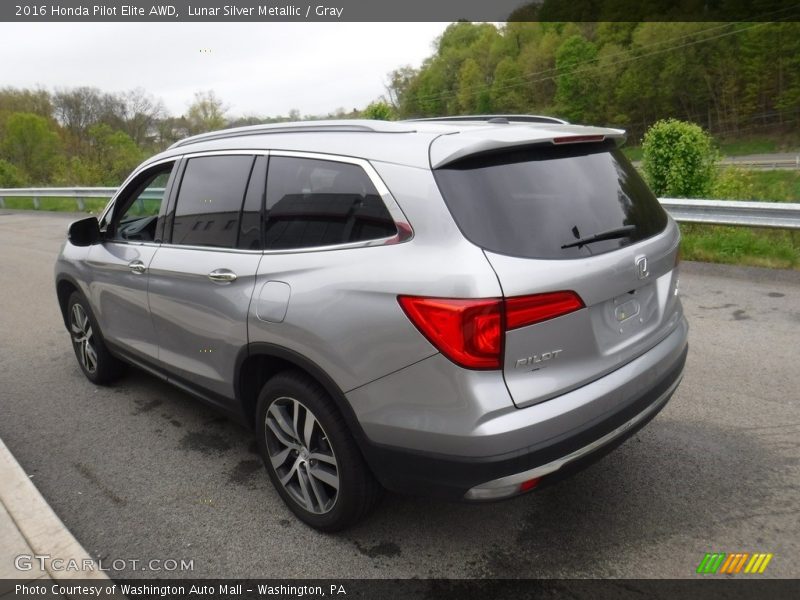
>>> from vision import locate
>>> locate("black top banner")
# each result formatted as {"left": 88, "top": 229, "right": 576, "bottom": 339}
{"left": 2, "top": 0, "right": 800, "bottom": 22}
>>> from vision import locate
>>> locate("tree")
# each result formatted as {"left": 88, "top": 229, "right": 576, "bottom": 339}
{"left": 642, "top": 119, "right": 717, "bottom": 197}
{"left": 119, "top": 88, "right": 165, "bottom": 146}
{"left": 0, "top": 113, "right": 61, "bottom": 183}
{"left": 386, "top": 66, "right": 418, "bottom": 111}
{"left": 362, "top": 100, "right": 395, "bottom": 120}
{"left": 457, "top": 58, "right": 484, "bottom": 113}
{"left": 491, "top": 57, "right": 527, "bottom": 113}
{"left": 554, "top": 35, "right": 599, "bottom": 123}
{"left": 0, "top": 159, "right": 26, "bottom": 187}
{"left": 0, "top": 87, "right": 52, "bottom": 118}
{"left": 53, "top": 87, "right": 122, "bottom": 145}
{"left": 185, "top": 91, "right": 227, "bottom": 135}
{"left": 83, "top": 124, "right": 144, "bottom": 186}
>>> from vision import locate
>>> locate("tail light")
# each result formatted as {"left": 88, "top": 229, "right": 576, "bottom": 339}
{"left": 397, "top": 297, "right": 502, "bottom": 369}
{"left": 505, "top": 291, "right": 584, "bottom": 330}
{"left": 398, "top": 291, "right": 584, "bottom": 370}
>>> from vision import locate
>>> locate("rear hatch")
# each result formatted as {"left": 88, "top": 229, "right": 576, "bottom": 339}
{"left": 433, "top": 137, "right": 683, "bottom": 408}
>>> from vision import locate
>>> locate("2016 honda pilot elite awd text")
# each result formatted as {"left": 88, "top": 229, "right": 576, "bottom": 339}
{"left": 55, "top": 116, "right": 688, "bottom": 531}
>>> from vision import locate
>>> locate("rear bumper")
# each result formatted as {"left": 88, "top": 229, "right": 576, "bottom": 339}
{"left": 359, "top": 318, "right": 688, "bottom": 500}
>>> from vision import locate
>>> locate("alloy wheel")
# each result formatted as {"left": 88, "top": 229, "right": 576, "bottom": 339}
{"left": 264, "top": 396, "right": 339, "bottom": 514}
{"left": 70, "top": 303, "right": 97, "bottom": 374}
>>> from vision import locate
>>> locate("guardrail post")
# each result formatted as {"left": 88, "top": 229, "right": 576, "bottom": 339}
{"left": 33, "top": 196, "right": 40, "bottom": 210}
{"left": 0, "top": 196, "right": 4, "bottom": 209}
{"left": 76, "top": 197, "right": 86, "bottom": 211}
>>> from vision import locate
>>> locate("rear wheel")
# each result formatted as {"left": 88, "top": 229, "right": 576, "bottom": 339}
{"left": 67, "top": 292, "right": 125, "bottom": 384}
{"left": 256, "top": 371, "right": 381, "bottom": 531}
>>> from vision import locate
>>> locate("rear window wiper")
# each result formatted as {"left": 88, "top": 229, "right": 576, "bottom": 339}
{"left": 560, "top": 225, "right": 636, "bottom": 249}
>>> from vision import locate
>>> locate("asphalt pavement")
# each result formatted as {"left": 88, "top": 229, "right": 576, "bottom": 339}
{"left": 0, "top": 210, "right": 798, "bottom": 579}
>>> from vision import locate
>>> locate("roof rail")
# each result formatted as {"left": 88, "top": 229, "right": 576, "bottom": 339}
{"left": 405, "top": 115, "right": 570, "bottom": 125}
{"left": 168, "top": 120, "right": 413, "bottom": 149}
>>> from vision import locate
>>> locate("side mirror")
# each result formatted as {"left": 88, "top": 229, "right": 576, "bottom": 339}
{"left": 67, "top": 216, "right": 101, "bottom": 247}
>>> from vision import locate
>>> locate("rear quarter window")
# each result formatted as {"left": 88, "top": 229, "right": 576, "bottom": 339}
{"left": 433, "top": 141, "right": 668, "bottom": 259}
{"left": 264, "top": 156, "right": 397, "bottom": 250}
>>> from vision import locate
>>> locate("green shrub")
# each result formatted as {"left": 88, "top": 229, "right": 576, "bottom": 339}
{"left": 0, "top": 159, "right": 27, "bottom": 187}
{"left": 642, "top": 119, "right": 717, "bottom": 197}
{"left": 362, "top": 101, "right": 395, "bottom": 121}
{"left": 710, "top": 167, "right": 754, "bottom": 200}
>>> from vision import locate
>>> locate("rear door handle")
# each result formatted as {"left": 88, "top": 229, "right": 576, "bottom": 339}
{"left": 208, "top": 269, "right": 237, "bottom": 284}
{"left": 128, "top": 260, "right": 146, "bottom": 274}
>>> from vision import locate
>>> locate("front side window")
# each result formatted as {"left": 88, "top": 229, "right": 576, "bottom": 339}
{"left": 110, "top": 163, "right": 174, "bottom": 242}
{"left": 171, "top": 155, "right": 256, "bottom": 248}
{"left": 264, "top": 157, "right": 397, "bottom": 250}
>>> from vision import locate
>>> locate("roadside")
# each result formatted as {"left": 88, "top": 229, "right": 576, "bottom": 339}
{"left": 1, "top": 210, "right": 797, "bottom": 578}
{"left": 0, "top": 437, "right": 109, "bottom": 584}
{"left": 2, "top": 157, "right": 799, "bottom": 271}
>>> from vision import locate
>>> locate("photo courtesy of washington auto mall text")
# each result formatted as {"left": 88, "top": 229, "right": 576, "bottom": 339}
{"left": 13, "top": 583, "right": 348, "bottom": 598}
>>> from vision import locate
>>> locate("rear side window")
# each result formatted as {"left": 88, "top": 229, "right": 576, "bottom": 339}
{"left": 171, "top": 155, "right": 255, "bottom": 248}
{"left": 433, "top": 141, "right": 668, "bottom": 259}
{"left": 264, "top": 157, "right": 397, "bottom": 250}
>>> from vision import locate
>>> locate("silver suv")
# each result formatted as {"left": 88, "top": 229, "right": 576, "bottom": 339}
{"left": 55, "top": 116, "right": 688, "bottom": 531}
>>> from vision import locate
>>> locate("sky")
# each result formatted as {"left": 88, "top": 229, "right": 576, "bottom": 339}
{"left": 0, "top": 22, "right": 450, "bottom": 117}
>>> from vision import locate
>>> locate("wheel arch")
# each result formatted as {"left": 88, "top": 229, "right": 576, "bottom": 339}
{"left": 55, "top": 275, "right": 83, "bottom": 329}
{"left": 235, "top": 343, "right": 371, "bottom": 450}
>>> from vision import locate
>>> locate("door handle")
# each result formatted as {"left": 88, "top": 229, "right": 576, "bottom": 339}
{"left": 128, "top": 260, "right": 146, "bottom": 275}
{"left": 208, "top": 269, "right": 237, "bottom": 283}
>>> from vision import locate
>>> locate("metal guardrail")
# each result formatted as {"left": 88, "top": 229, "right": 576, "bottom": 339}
{"left": 0, "top": 187, "right": 799, "bottom": 230}
{"left": 633, "top": 157, "right": 800, "bottom": 171}
{"left": 659, "top": 198, "right": 800, "bottom": 230}
{"left": 0, "top": 187, "right": 161, "bottom": 211}
{"left": 718, "top": 157, "right": 800, "bottom": 170}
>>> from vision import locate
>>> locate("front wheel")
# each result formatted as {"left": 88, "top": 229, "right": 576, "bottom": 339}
{"left": 255, "top": 371, "right": 381, "bottom": 531}
{"left": 67, "top": 292, "right": 125, "bottom": 384}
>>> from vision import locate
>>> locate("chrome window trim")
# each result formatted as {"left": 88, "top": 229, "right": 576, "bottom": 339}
{"left": 102, "top": 149, "right": 413, "bottom": 254}
{"left": 262, "top": 150, "right": 413, "bottom": 253}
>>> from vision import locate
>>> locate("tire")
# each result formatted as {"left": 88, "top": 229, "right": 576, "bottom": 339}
{"left": 255, "top": 371, "right": 382, "bottom": 532}
{"left": 66, "top": 291, "right": 126, "bottom": 385}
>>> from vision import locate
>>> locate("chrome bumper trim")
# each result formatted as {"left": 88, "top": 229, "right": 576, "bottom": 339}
{"left": 464, "top": 370, "right": 683, "bottom": 500}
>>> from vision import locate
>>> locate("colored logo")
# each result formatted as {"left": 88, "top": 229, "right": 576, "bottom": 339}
{"left": 696, "top": 552, "right": 773, "bottom": 574}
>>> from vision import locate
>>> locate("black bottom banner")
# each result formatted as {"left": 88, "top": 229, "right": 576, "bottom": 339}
{"left": 2, "top": 579, "right": 799, "bottom": 600}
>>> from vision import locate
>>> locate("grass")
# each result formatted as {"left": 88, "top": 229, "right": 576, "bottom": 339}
{"left": 742, "top": 171, "right": 800, "bottom": 202}
{"left": 0, "top": 196, "right": 109, "bottom": 213}
{"left": 679, "top": 224, "right": 800, "bottom": 270}
{"left": 717, "top": 138, "right": 779, "bottom": 156}
{"left": 622, "top": 146, "right": 643, "bottom": 161}
{"left": 678, "top": 169, "right": 800, "bottom": 270}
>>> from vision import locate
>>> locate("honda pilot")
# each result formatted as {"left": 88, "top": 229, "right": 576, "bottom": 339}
{"left": 55, "top": 116, "right": 688, "bottom": 531}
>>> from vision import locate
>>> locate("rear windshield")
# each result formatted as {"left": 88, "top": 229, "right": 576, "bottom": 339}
{"left": 433, "top": 141, "right": 668, "bottom": 259}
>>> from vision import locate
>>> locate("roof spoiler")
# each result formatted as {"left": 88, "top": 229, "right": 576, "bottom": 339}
{"left": 407, "top": 114, "right": 569, "bottom": 125}
{"left": 429, "top": 126, "right": 627, "bottom": 169}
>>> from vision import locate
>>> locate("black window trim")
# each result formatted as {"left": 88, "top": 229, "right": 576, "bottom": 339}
{"left": 101, "top": 157, "right": 180, "bottom": 246}
{"left": 161, "top": 151, "right": 264, "bottom": 253}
